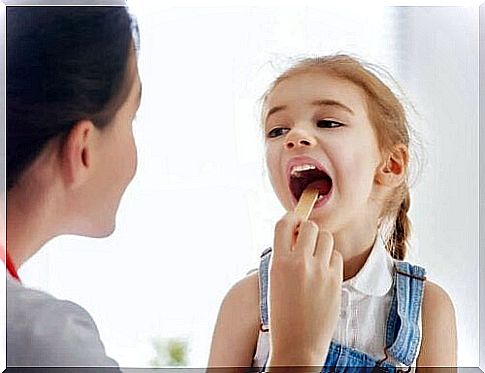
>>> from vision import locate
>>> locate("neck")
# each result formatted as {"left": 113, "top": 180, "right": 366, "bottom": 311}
{"left": 6, "top": 185, "right": 60, "bottom": 270}
{"left": 325, "top": 220, "right": 379, "bottom": 281}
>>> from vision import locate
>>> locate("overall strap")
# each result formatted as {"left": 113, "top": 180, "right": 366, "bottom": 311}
{"left": 384, "top": 261, "right": 427, "bottom": 366}
{"left": 258, "top": 247, "right": 272, "bottom": 332}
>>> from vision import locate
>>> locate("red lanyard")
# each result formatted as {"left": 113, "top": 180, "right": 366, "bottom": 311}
{"left": 1, "top": 246, "right": 21, "bottom": 282}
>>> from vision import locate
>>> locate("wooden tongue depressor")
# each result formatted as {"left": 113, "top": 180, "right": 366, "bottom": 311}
{"left": 294, "top": 187, "right": 319, "bottom": 221}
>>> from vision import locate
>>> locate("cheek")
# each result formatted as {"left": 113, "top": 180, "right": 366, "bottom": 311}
{"left": 127, "top": 131, "right": 138, "bottom": 174}
{"left": 109, "top": 127, "right": 137, "bottom": 185}
{"left": 265, "top": 144, "right": 294, "bottom": 210}
{"left": 265, "top": 145, "right": 283, "bottom": 186}
{"left": 123, "top": 130, "right": 138, "bottom": 182}
{"left": 336, "top": 145, "right": 379, "bottom": 195}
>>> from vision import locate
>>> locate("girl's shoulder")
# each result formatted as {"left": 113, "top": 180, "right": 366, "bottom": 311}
{"left": 224, "top": 271, "right": 260, "bottom": 308}
{"left": 208, "top": 271, "right": 261, "bottom": 366}
{"left": 421, "top": 280, "right": 455, "bottom": 321}
{"left": 417, "top": 280, "right": 457, "bottom": 365}
{"left": 219, "top": 271, "right": 260, "bottom": 327}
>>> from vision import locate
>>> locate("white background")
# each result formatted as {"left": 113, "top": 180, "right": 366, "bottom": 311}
{"left": 17, "top": 4, "right": 479, "bottom": 367}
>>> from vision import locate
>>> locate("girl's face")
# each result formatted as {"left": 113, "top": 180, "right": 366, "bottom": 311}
{"left": 264, "top": 72, "right": 384, "bottom": 232}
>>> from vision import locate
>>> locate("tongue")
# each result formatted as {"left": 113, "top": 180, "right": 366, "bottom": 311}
{"left": 306, "top": 179, "right": 332, "bottom": 197}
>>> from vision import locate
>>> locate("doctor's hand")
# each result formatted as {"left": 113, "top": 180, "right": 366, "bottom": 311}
{"left": 266, "top": 212, "right": 343, "bottom": 371}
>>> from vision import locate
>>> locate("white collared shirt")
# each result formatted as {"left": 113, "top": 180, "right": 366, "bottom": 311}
{"left": 333, "top": 235, "right": 394, "bottom": 360}
{"left": 253, "top": 235, "right": 422, "bottom": 367}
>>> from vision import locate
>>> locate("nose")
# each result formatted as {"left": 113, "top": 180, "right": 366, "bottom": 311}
{"left": 285, "top": 129, "right": 316, "bottom": 150}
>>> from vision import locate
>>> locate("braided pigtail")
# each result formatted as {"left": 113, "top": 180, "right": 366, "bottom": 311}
{"left": 386, "top": 188, "right": 411, "bottom": 260}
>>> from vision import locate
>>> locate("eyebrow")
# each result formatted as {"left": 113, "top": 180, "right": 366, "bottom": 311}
{"left": 265, "top": 105, "right": 287, "bottom": 122}
{"left": 311, "top": 99, "right": 354, "bottom": 114}
{"left": 265, "top": 99, "right": 354, "bottom": 122}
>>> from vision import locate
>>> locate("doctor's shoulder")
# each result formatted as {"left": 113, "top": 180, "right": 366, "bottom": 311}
{"left": 6, "top": 276, "right": 119, "bottom": 368}
{"left": 208, "top": 270, "right": 260, "bottom": 366}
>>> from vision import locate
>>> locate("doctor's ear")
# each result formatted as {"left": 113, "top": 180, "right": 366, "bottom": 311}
{"left": 375, "top": 144, "right": 409, "bottom": 187}
{"left": 60, "top": 120, "right": 97, "bottom": 188}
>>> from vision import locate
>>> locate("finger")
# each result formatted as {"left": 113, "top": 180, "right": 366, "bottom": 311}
{"left": 329, "top": 249, "right": 343, "bottom": 278}
{"left": 314, "top": 230, "right": 334, "bottom": 266}
{"left": 294, "top": 220, "right": 319, "bottom": 257}
{"left": 273, "top": 213, "right": 301, "bottom": 257}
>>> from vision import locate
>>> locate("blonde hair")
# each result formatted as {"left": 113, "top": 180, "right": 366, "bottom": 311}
{"left": 262, "top": 54, "right": 418, "bottom": 260}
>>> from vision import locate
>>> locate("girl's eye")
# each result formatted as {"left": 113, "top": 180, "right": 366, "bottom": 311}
{"left": 267, "top": 127, "right": 289, "bottom": 138}
{"left": 317, "top": 120, "right": 343, "bottom": 128}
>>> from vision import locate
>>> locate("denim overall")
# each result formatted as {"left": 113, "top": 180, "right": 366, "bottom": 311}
{"left": 255, "top": 247, "right": 427, "bottom": 372}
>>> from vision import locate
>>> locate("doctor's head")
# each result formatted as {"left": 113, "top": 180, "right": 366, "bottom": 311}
{"left": 7, "top": 6, "right": 142, "bottom": 238}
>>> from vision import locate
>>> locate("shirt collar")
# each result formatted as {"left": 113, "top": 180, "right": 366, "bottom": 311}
{"left": 343, "top": 234, "right": 393, "bottom": 297}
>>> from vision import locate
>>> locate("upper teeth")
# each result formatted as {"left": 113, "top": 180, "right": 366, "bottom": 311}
{"left": 291, "top": 164, "right": 316, "bottom": 176}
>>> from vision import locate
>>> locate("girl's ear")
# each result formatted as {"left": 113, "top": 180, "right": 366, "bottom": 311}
{"left": 375, "top": 144, "right": 408, "bottom": 187}
{"left": 60, "top": 120, "right": 97, "bottom": 188}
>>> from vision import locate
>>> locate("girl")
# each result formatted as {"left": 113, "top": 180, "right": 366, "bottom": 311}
{"left": 209, "top": 55, "right": 457, "bottom": 370}
{"left": 5, "top": 6, "right": 335, "bottom": 368}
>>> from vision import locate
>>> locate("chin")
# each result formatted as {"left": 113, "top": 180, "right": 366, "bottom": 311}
{"left": 100, "top": 223, "right": 116, "bottom": 238}
{"left": 88, "top": 220, "right": 116, "bottom": 238}
{"left": 313, "top": 219, "right": 335, "bottom": 231}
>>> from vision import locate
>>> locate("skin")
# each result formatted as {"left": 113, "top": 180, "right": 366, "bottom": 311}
{"left": 6, "top": 47, "right": 142, "bottom": 270}
{"left": 264, "top": 72, "right": 401, "bottom": 279}
{"left": 209, "top": 72, "right": 457, "bottom": 369}
{"left": 6, "top": 41, "right": 348, "bottom": 370}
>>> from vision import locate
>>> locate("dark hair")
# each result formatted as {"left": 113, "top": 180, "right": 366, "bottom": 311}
{"left": 7, "top": 6, "right": 139, "bottom": 190}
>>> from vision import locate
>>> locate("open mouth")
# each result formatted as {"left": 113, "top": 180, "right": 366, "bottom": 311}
{"left": 289, "top": 164, "right": 333, "bottom": 202}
